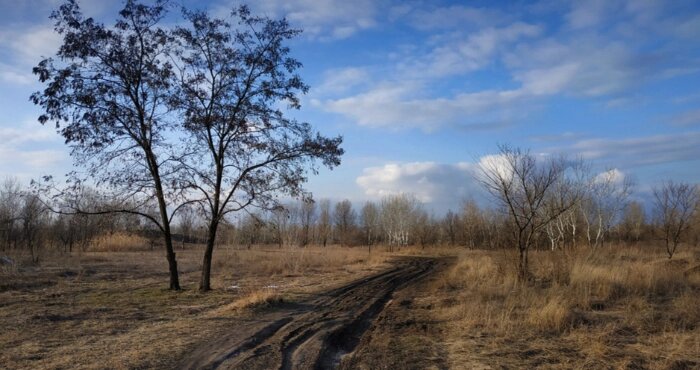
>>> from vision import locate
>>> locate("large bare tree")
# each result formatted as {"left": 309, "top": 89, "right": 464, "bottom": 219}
{"left": 173, "top": 7, "right": 343, "bottom": 290}
{"left": 479, "top": 145, "right": 582, "bottom": 281}
{"left": 31, "top": 0, "right": 184, "bottom": 289}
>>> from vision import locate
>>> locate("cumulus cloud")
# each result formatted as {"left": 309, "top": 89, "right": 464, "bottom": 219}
{"left": 476, "top": 154, "right": 515, "bottom": 183}
{"left": 355, "top": 161, "right": 485, "bottom": 210}
{"left": 594, "top": 168, "right": 626, "bottom": 185}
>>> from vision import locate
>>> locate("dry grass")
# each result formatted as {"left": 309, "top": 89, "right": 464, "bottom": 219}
{"left": 433, "top": 244, "right": 700, "bottom": 369}
{"left": 208, "top": 288, "right": 284, "bottom": 316}
{"left": 89, "top": 232, "right": 151, "bottom": 252}
{"left": 0, "top": 243, "right": 392, "bottom": 369}
{"left": 212, "top": 245, "right": 388, "bottom": 278}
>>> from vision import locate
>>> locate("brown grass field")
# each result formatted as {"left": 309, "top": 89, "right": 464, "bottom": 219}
{"left": 1, "top": 240, "right": 698, "bottom": 369}
{"left": 426, "top": 245, "right": 700, "bottom": 369}
{"left": 0, "top": 242, "right": 389, "bottom": 369}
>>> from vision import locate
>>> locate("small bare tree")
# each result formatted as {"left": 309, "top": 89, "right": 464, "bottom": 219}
{"left": 299, "top": 199, "right": 316, "bottom": 247}
{"left": 619, "top": 201, "right": 646, "bottom": 243}
{"left": 441, "top": 210, "right": 459, "bottom": 246}
{"left": 581, "top": 169, "right": 634, "bottom": 248}
{"left": 333, "top": 200, "right": 356, "bottom": 246}
{"left": 0, "top": 178, "right": 22, "bottom": 251}
{"left": 380, "top": 193, "right": 419, "bottom": 250}
{"left": 317, "top": 199, "right": 331, "bottom": 247}
{"left": 479, "top": 145, "right": 582, "bottom": 281}
{"left": 652, "top": 182, "right": 698, "bottom": 259}
{"left": 461, "top": 199, "right": 484, "bottom": 249}
{"left": 20, "top": 193, "right": 49, "bottom": 264}
{"left": 360, "top": 201, "right": 379, "bottom": 250}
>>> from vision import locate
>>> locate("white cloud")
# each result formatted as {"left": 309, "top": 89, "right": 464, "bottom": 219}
{"left": 530, "top": 131, "right": 586, "bottom": 143}
{"left": 1, "top": 148, "right": 66, "bottom": 168}
{"left": 566, "top": 0, "right": 618, "bottom": 29}
{"left": 669, "top": 109, "right": 700, "bottom": 127}
{"left": 397, "top": 4, "right": 509, "bottom": 31}
{"left": 0, "top": 25, "right": 61, "bottom": 64}
{"left": 594, "top": 168, "right": 625, "bottom": 185}
{"left": 508, "top": 38, "right": 654, "bottom": 97}
{"left": 356, "top": 162, "right": 482, "bottom": 209}
{"left": 0, "top": 120, "right": 58, "bottom": 145}
{"left": 313, "top": 67, "right": 371, "bottom": 96}
{"left": 476, "top": 154, "right": 514, "bottom": 183}
{"left": 0, "top": 118, "right": 65, "bottom": 177}
{"left": 323, "top": 83, "right": 526, "bottom": 131}
{"left": 563, "top": 132, "right": 700, "bottom": 167}
{"left": 0, "top": 66, "right": 34, "bottom": 85}
{"left": 0, "top": 146, "right": 66, "bottom": 173}
{"left": 316, "top": 0, "right": 700, "bottom": 132}
{"left": 0, "top": 25, "right": 61, "bottom": 86}
{"left": 402, "top": 22, "right": 542, "bottom": 78}
{"left": 215, "top": 0, "right": 378, "bottom": 40}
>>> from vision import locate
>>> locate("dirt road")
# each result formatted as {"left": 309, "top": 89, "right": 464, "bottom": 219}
{"left": 180, "top": 256, "right": 445, "bottom": 370}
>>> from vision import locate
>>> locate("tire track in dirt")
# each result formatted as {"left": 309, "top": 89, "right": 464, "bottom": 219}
{"left": 180, "top": 256, "right": 443, "bottom": 370}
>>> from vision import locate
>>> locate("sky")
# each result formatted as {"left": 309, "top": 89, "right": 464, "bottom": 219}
{"left": 1, "top": 0, "right": 699, "bottom": 213}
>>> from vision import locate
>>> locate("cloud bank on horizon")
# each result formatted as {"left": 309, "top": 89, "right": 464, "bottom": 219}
{"left": 0, "top": 0, "right": 698, "bottom": 212}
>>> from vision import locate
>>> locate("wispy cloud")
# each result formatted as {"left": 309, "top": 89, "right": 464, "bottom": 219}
{"left": 322, "top": 83, "right": 527, "bottom": 131}
{"left": 668, "top": 109, "right": 700, "bottom": 127}
{"left": 317, "top": 0, "right": 700, "bottom": 132}
{"left": 214, "top": 0, "right": 379, "bottom": 40}
{"left": 0, "top": 119, "right": 65, "bottom": 177}
{"left": 393, "top": 4, "right": 509, "bottom": 31}
{"left": 561, "top": 132, "right": 700, "bottom": 167}
{"left": 401, "top": 22, "right": 542, "bottom": 78}
{"left": 0, "top": 125, "right": 56, "bottom": 145}
{"left": 0, "top": 25, "right": 61, "bottom": 85}
{"left": 312, "top": 67, "right": 371, "bottom": 96}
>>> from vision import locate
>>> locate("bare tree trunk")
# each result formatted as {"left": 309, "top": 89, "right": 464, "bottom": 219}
{"left": 149, "top": 152, "right": 181, "bottom": 291}
{"left": 200, "top": 220, "right": 219, "bottom": 291}
{"left": 518, "top": 246, "right": 528, "bottom": 282}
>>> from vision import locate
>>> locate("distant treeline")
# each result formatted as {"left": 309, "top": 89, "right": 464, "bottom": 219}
{"left": 3, "top": 176, "right": 698, "bottom": 263}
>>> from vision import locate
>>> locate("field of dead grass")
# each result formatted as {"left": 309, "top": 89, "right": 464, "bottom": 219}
{"left": 3, "top": 242, "right": 697, "bottom": 369}
{"left": 433, "top": 244, "right": 700, "bottom": 369}
{"left": 0, "top": 243, "right": 390, "bottom": 369}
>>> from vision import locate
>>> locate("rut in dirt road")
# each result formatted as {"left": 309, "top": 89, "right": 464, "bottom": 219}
{"left": 180, "top": 257, "right": 442, "bottom": 370}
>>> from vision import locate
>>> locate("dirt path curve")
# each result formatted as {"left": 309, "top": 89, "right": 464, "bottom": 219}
{"left": 180, "top": 256, "right": 445, "bottom": 370}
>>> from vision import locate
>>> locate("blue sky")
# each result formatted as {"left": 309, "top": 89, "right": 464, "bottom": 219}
{"left": 1, "top": 0, "right": 699, "bottom": 213}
